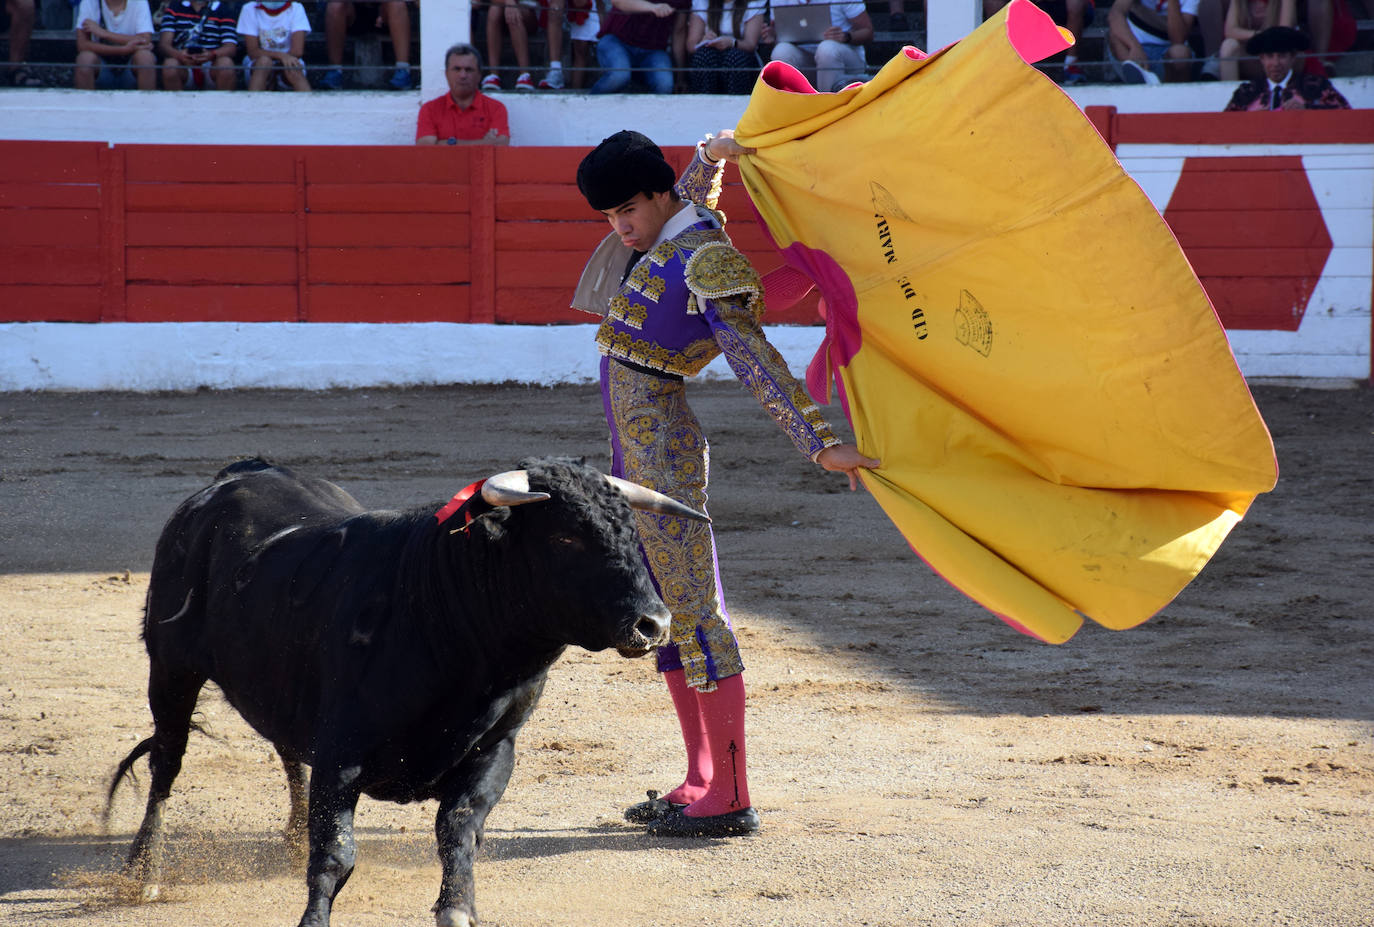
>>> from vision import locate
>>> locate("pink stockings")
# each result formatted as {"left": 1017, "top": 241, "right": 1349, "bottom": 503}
{"left": 661, "top": 668, "right": 751, "bottom": 817}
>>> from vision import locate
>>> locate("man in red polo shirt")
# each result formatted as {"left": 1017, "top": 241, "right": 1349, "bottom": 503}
{"left": 416, "top": 44, "right": 511, "bottom": 145}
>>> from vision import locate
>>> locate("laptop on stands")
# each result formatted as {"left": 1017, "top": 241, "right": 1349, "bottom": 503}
{"left": 772, "top": 4, "right": 832, "bottom": 44}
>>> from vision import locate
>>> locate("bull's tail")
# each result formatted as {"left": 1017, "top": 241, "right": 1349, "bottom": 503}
{"left": 104, "top": 736, "right": 155, "bottom": 827}
{"left": 103, "top": 721, "right": 213, "bottom": 828}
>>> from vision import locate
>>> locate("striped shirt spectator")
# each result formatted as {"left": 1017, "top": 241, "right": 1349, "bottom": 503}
{"left": 160, "top": 0, "right": 239, "bottom": 54}
{"left": 159, "top": 0, "right": 240, "bottom": 90}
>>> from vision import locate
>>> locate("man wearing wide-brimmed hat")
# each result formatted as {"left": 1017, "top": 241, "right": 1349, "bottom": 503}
{"left": 1223, "top": 25, "right": 1351, "bottom": 111}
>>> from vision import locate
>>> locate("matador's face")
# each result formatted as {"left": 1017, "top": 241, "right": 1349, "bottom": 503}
{"left": 1259, "top": 50, "right": 1296, "bottom": 84}
{"left": 600, "top": 190, "right": 678, "bottom": 252}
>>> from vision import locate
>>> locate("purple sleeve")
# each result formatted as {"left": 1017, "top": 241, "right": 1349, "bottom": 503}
{"left": 704, "top": 298, "right": 840, "bottom": 459}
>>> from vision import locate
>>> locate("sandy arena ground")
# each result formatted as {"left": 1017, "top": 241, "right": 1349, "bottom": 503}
{"left": 1, "top": 380, "right": 1371, "bottom": 926}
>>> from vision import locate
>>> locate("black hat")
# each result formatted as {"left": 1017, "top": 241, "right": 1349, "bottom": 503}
{"left": 577, "top": 130, "right": 676, "bottom": 211}
{"left": 1246, "top": 26, "right": 1310, "bottom": 56}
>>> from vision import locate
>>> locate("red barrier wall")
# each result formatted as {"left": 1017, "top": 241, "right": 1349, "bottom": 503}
{"left": 2, "top": 112, "right": 1370, "bottom": 333}
{"left": 0, "top": 142, "right": 820, "bottom": 326}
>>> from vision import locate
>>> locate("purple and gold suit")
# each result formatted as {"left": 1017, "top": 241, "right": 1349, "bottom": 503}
{"left": 575, "top": 147, "right": 840, "bottom": 691}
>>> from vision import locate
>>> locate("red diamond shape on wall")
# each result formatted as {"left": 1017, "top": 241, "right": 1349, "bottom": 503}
{"left": 1163, "top": 155, "right": 1332, "bottom": 332}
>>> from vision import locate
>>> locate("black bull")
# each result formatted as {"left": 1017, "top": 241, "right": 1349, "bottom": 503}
{"left": 108, "top": 457, "right": 704, "bottom": 927}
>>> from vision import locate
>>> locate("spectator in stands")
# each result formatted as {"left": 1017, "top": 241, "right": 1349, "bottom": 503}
{"left": 537, "top": 0, "right": 601, "bottom": 88}
{"left": 238, "top": 0, "right": 311, "bottom": 91}
{"left": 1223, "top": 24, "right": 1351, "bottom": 109}
{"left": 686, "top": 0, "right": 764, "bottom": 94}
{"left": 159, "top": 0, "right": 239, "bottom": 90}
{"left": 73, "top": 0, "right": 157, "bottom": 90}
{"left": 1107, "top": 0, "right": 1200, "bottom": 84}
{"left": 885, "top": 0, "right": 908, "bottom": 33}
{"left": 1302, "top": 0, "right": 1357, "bottom": 78}
{"left": 416, "top": 43, "right": 511, "bottom": 145}
{"left": 762, "top": 0, "right": 873, "bottom": 93}
{"left": 318, "top": 1, "right": 414, "bottom": 91}
{"left": 589, "top": 0, "right": 690, "bottom": 95}
{"left": 1220, "top": 0, "right": 1296, "bottom": 82}
{"left": 5, "top": 0, "right": 39, "bottom": 86}
{"left": 560, "top": 0, "right": 602, "bottom": 88}
{"left": 985, "top": 0, "right": 1096, "bottom": 85}
{"left": 480, "top": 0, "right": 554, "bottom": 91}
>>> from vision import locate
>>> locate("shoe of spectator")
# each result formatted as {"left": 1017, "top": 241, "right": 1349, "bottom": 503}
{"left": 481, "top": 73, "right": 501, "bottom": 91}
{"left": 387, "top": 66, "right": 413, "bottom": 90}
{"left": 1198, "top": 55, "right": 1220, "bottom": 81}
{"left": 538, "top": 67, "right": 565, "bottom": 90}
{"left": 10, "top": 67, "right": 42, "bottom": 88}
{"left": 1120, "top": 59, "right": 1160, "bottom": 86}
{"left": 515, "top": 72, "right": 535, "bottom": 91}
{"left": 318, "top": 68, "right": 344, "bottom": 91}
{"left": 1062, "top": 65, "right": 1088, "bottom": 86}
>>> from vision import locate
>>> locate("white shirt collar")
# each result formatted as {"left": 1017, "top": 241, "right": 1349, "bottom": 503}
{"left": 1268, "top": 70, "right": 1292, "bottom": 92}
{"left": 649, "top": 202, "right": 718, "bottom": 251}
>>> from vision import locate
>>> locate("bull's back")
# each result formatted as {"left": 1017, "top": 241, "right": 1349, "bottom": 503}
{"left": 143, "top": 460, "right": 424, "bottom": 753}
{"left": 144, "top": 459, "right": 367, "bottom": 645}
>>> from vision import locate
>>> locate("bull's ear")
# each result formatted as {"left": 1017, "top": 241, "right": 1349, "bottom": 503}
{"left": 604, "top": 475, "right": 710, "bottom": 523}
{"left": 482, "top": 471, "right": 552, "bottom": 507}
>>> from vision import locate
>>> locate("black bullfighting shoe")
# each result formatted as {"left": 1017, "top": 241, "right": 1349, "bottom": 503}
{"left": 645, "top": 805, "right": 760, "bottom": 838}
{"left": 624, "top": 790, "right": 684, "bottom": 824}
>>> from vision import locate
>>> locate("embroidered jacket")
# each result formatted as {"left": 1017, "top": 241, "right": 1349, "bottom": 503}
{"left": 1224, "top": 73, "right": 1352, "bottom": 111}
{"left": 580, "top": 147, "right": 840, "bottom": 460}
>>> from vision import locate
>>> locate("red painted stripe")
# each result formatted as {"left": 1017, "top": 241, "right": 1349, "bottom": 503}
{"left": 1204, "top": 277, "right": 1313, "bottom": 331}
{"left": 496, "top": 219, "right": 603, "bottom": 252}
{"left": 496, "top": 287, "right": 587, "bottom": 323}
{"left": 305, "top": 147, "right": 473, "bottom": 185}
{"left": 495, "top": 250, "right": 587, "bottom": 287}
{"left": 0, "top": 183, "right": 102, "bottom": 209}
{"left": 1169, "top": 210, "right": 1334, "bottom": 248}
{"left": 125, "top": 284, "right": 299, "bottom": 321}
{"left": 306, "top": 284, "right": 472, "bottom": 322}
{"left": 0, "top": 141, "right": 104, "bottom": 183}
{"left": 122, "top": 144, "right": 298, "bottom": 183}
{"left": 126, "top": 211, "right": 296, "bottom": 247}
{"left": 1116, "top": 110, "right": 1374, "bottom": 146}
{"left": 496, "top": 183, "right": 593, "bottom": 221}
{"left": 0, "top": 285, "right": 102, "bottom": 321}
{"left": 309, "top": 212, "right": 472, "bottom": 248}
{"left": 307, "top": 183, "right": 470, "bottom": 214}
{"left": 126, "top": 182, "right": 295, "bottom": 213}
{"left": 1186, "top": 246, "right": 1334, "bottom": 278}
{"left": 0, "top": 209, "right": 101, "bottom": 247}
{"left": 127, "top": 246, "right": 299, "bottom": 285}
{"left": 307, "top": 246, "right": 471, "bottom": 285}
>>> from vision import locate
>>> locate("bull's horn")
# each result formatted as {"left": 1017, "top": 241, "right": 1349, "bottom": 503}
{"left": 605, "top": 475, "right": 710, "bottom": 523}
{"left": 482, "top": 470, "right": 552, "bottom": 507}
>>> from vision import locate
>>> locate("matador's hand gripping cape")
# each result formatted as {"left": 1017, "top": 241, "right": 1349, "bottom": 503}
{"left": 735, "top": 0, "right": 1278, "bottom": 643}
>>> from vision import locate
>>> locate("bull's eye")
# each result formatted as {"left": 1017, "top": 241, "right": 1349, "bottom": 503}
{"left": 555, "top": 535, "right": 586, "bottom": 552}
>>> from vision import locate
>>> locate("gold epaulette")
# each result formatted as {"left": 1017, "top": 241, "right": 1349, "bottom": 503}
{"left": 684, "top": 242, "right": 761, "bottom": 303}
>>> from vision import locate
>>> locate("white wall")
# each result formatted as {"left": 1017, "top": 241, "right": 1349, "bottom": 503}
{"left": 3, "top": 78, "right": 1372, "bottom": 147}
{"left": 0, "top": 322, "right": 827, "bottom": 391}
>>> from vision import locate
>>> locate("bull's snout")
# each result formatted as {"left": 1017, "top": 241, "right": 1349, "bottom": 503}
{"left": 617, "top": 603, "right": 670, "bottom": 658}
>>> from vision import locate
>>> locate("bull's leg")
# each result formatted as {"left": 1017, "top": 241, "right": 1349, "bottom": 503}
{"left": 433, "top": 736, "right": 517, "bottom": 927}
{"left": 124, "top": 664, "right": 205, "bottom": 901}
{"left": 296, "top": 762, "right": 362, "bottom": 927}
{"left": 280, "top": 753, "right": 309, "bottom": 864}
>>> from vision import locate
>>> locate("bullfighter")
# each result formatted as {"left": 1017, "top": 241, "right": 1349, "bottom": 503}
{"left": 573, "top": 129, "right": 879, "bottom": 837}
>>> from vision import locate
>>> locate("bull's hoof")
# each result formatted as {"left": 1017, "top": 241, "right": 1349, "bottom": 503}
{"left": 140, "top": 883, "right": 162, "bottom": 903}
{"left": 435, "top": 906, "right": 474, "bottom": 927}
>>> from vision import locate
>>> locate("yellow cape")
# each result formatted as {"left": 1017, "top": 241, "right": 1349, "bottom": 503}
{"left": 735, "top": 0, "right": 1278, "bottom": 643}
